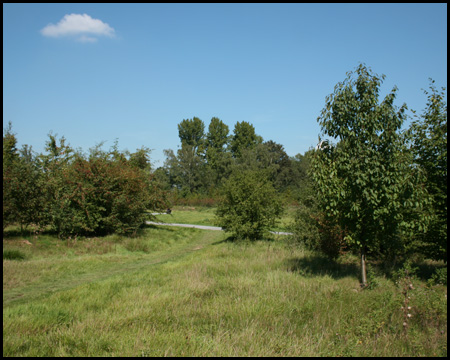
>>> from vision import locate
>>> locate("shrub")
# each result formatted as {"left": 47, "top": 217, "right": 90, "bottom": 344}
{"left": 45, "top": 156, "right": 164, "bottom": 238}
{"left": 215, "top": 169, "right": 283, "bottom": 240}
{"left": 292, "top": 205, "right": 347, "bottom": 259}
{"left": 291, "top": 202, "right": 321, "bottom": 250}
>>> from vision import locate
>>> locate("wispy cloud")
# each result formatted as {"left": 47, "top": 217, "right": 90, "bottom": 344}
{"left": 41, "top": 13, "right": 115, "bottom": 42}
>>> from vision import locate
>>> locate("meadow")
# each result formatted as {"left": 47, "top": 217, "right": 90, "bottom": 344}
{"left": 3, "top": 207, "right": 447, "bottom": 357}
{"left": 151, "top": 205, "right": 297, "bottom": 232}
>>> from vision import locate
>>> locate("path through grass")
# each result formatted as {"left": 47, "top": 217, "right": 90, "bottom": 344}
{"left": 3, "top": 226, "right": 223, "bottom": 307}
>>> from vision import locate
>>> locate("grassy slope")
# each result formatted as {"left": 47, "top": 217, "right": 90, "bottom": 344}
{"left": 3, "top": 222, "right": 447, "bottom": 357}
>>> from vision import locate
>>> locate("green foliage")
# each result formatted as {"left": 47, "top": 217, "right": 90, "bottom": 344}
{"left": 3, "top": 123, "right": 46, "bottom": 231}
{"left": 4, "top": 129, "right": 167, "bottom": 239}
{"left": 215, "top": 169, "right": 283, "bottom": 240}
{"left": 45, "top": 154, "right": 162, "bottom": 238}
{"left": 206, "top": 117, "right": 230, "bottom": 153}
{"left": 427, "top": 267, "right": 447, "bottom": 286}
{"left": 205, "top": 117, "right": 233, "bottom": 186}
{"left": 408, "top": 80, "right": 447, "bottom": 262}
{"left": 176, "top": 144, "right": 208, "bottom": 195}
{"left": 291, "top": 161, "right": 348, "bottom": 259}
{"left": 230, "top": 121, "right": 263, "bottom": 158}
{"left": 291, "top": 203, "right": 321, "bottom": 251}
{"left": 234, "top": 141, "right": 293, "bottom": 193}
{"left": 127, "top": 146, "right": 152, "bottom": 171}
{"left": 311, "top": 64, "right": 430, "bottom": 282}
{"left": 177, "top": 116, "right": 205, "bottom": 155}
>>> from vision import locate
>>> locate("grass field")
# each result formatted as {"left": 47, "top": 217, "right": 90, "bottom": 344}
{"left": 3, "top": 210, "right": 447, "bottom": 357}
{"left": 153, "top": 205, "right": 297, "bottom": 232}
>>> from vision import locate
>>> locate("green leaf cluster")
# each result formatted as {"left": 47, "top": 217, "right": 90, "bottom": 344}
{"left": 215, "top": 169, "right": 283, "bottom": 240}
{"left": 161, "top": 116, "right": 307, "bottom": 201}
{"left": 3, "top": 122, "right": 46, "bottom": 231}
{"left": 312, "top": 64, "right": 431, "bottom": 261}
{"left": 3, "top": 127, "right": 167, "bottom": 238}
{"left": 407, "top": 80, "right": 447, "bottom": 261}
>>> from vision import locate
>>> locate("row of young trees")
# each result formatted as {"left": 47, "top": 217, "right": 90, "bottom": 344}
{"left": 3, "top": 130, "right": 167, "bottom": 238}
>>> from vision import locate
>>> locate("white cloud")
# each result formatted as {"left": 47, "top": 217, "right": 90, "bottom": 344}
{"left": 76, "top": 35, "right": 98, "bottom": 43}
{"left": 41, "top": 13, "right": 115, "bottom": 42}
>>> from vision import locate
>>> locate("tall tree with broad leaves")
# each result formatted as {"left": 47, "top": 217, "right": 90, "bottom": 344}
{"left": 230, "top": 121, "right": 263, "bottom": 158}
{"left": 205, "top": 117, "right": 233, "bottom": 186}
{"left": 312, "top": 64, "right": 429, "bottom": 287}
{"left": 177, "top": 117, "right": 206, "bottom": 156}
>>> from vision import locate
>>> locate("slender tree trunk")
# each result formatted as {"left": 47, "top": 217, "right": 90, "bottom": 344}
{"left": 360, "top": 246, "right": 367, "bottom": 287}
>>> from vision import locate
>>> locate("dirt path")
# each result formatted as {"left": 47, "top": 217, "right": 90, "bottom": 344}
{"left": 146, "top": 221, "right": 223, "bottom": 231}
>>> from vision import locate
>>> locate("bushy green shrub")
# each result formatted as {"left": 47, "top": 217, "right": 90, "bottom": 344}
{"left": 292, "top": 204, "right": 347, "bottom": 259}
{"left": 46, "top": 156, "right": 157, "bottom": 238}
{"left": 215, "top": 169, "right": 283, "bottom": 240}
{"left": 4, "top": 130, "right": 167, "bottom": 239}
{"left": 291, "top": 203, "right": 321, "bottom": 250}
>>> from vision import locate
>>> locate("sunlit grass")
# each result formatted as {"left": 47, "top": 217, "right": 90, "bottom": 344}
{"left": 153, "top": 205, "right": 296, "bottom": 233}
{"left": 153, "top": 206, "right": 217, "bottom": 226}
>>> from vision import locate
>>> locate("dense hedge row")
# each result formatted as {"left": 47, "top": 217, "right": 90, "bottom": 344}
{"left": 3, "top": 130, "right": 167, "bottom": 238}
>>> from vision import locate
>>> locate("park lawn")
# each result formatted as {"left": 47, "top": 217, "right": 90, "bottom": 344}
{"left": 153, "top": 205, "right": 297, "bottom": 233}
{"left": 153, "top": 206, "right": 217, "bottom": 227}
{"left": 3, "top": 225, "right": 447, "bottom": 357}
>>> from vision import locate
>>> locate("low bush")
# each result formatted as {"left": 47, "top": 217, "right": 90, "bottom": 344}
{"left": 215, "top": 169, "right": 283, "bottom": 240}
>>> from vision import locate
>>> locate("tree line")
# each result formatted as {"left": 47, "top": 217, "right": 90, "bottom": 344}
{"left": 153, "top": 117, "right": 311, "bottom": 202}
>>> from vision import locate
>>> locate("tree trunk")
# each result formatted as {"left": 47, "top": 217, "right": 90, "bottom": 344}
{"left": 360, "top": 246, "right": 367, "bottom": 287}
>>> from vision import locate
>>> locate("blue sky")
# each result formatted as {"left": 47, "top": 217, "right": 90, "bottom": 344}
{"left": 3, "top": 3, "right": 447, "bottom": 167}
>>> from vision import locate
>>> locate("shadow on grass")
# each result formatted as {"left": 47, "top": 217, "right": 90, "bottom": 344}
{"left": 412, "top": 262, "right": 447, "bottom": 282}
{"left": 211, "top": 235, "right": 236, "bottom": 246}
{"left": 211, "top": 234, "right": 276, "bottom": 246}
{"left": 3, "top": 226, "right": 57, "bottom": 239}
{"left": 141, "top": 224, "right": 178, "bottom": 233}
{"left": 380, "top": 259, "right": 447, "bottom": 284}
{"left": 285, "top": 254, "right": 360, "bottom": 280}
{"left": 4, "top": 223, "right": 173, "bottom": 242}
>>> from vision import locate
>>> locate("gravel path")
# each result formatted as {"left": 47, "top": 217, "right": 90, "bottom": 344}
{"left": 146, "top": 221, "right": 293, "bottom": 236}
